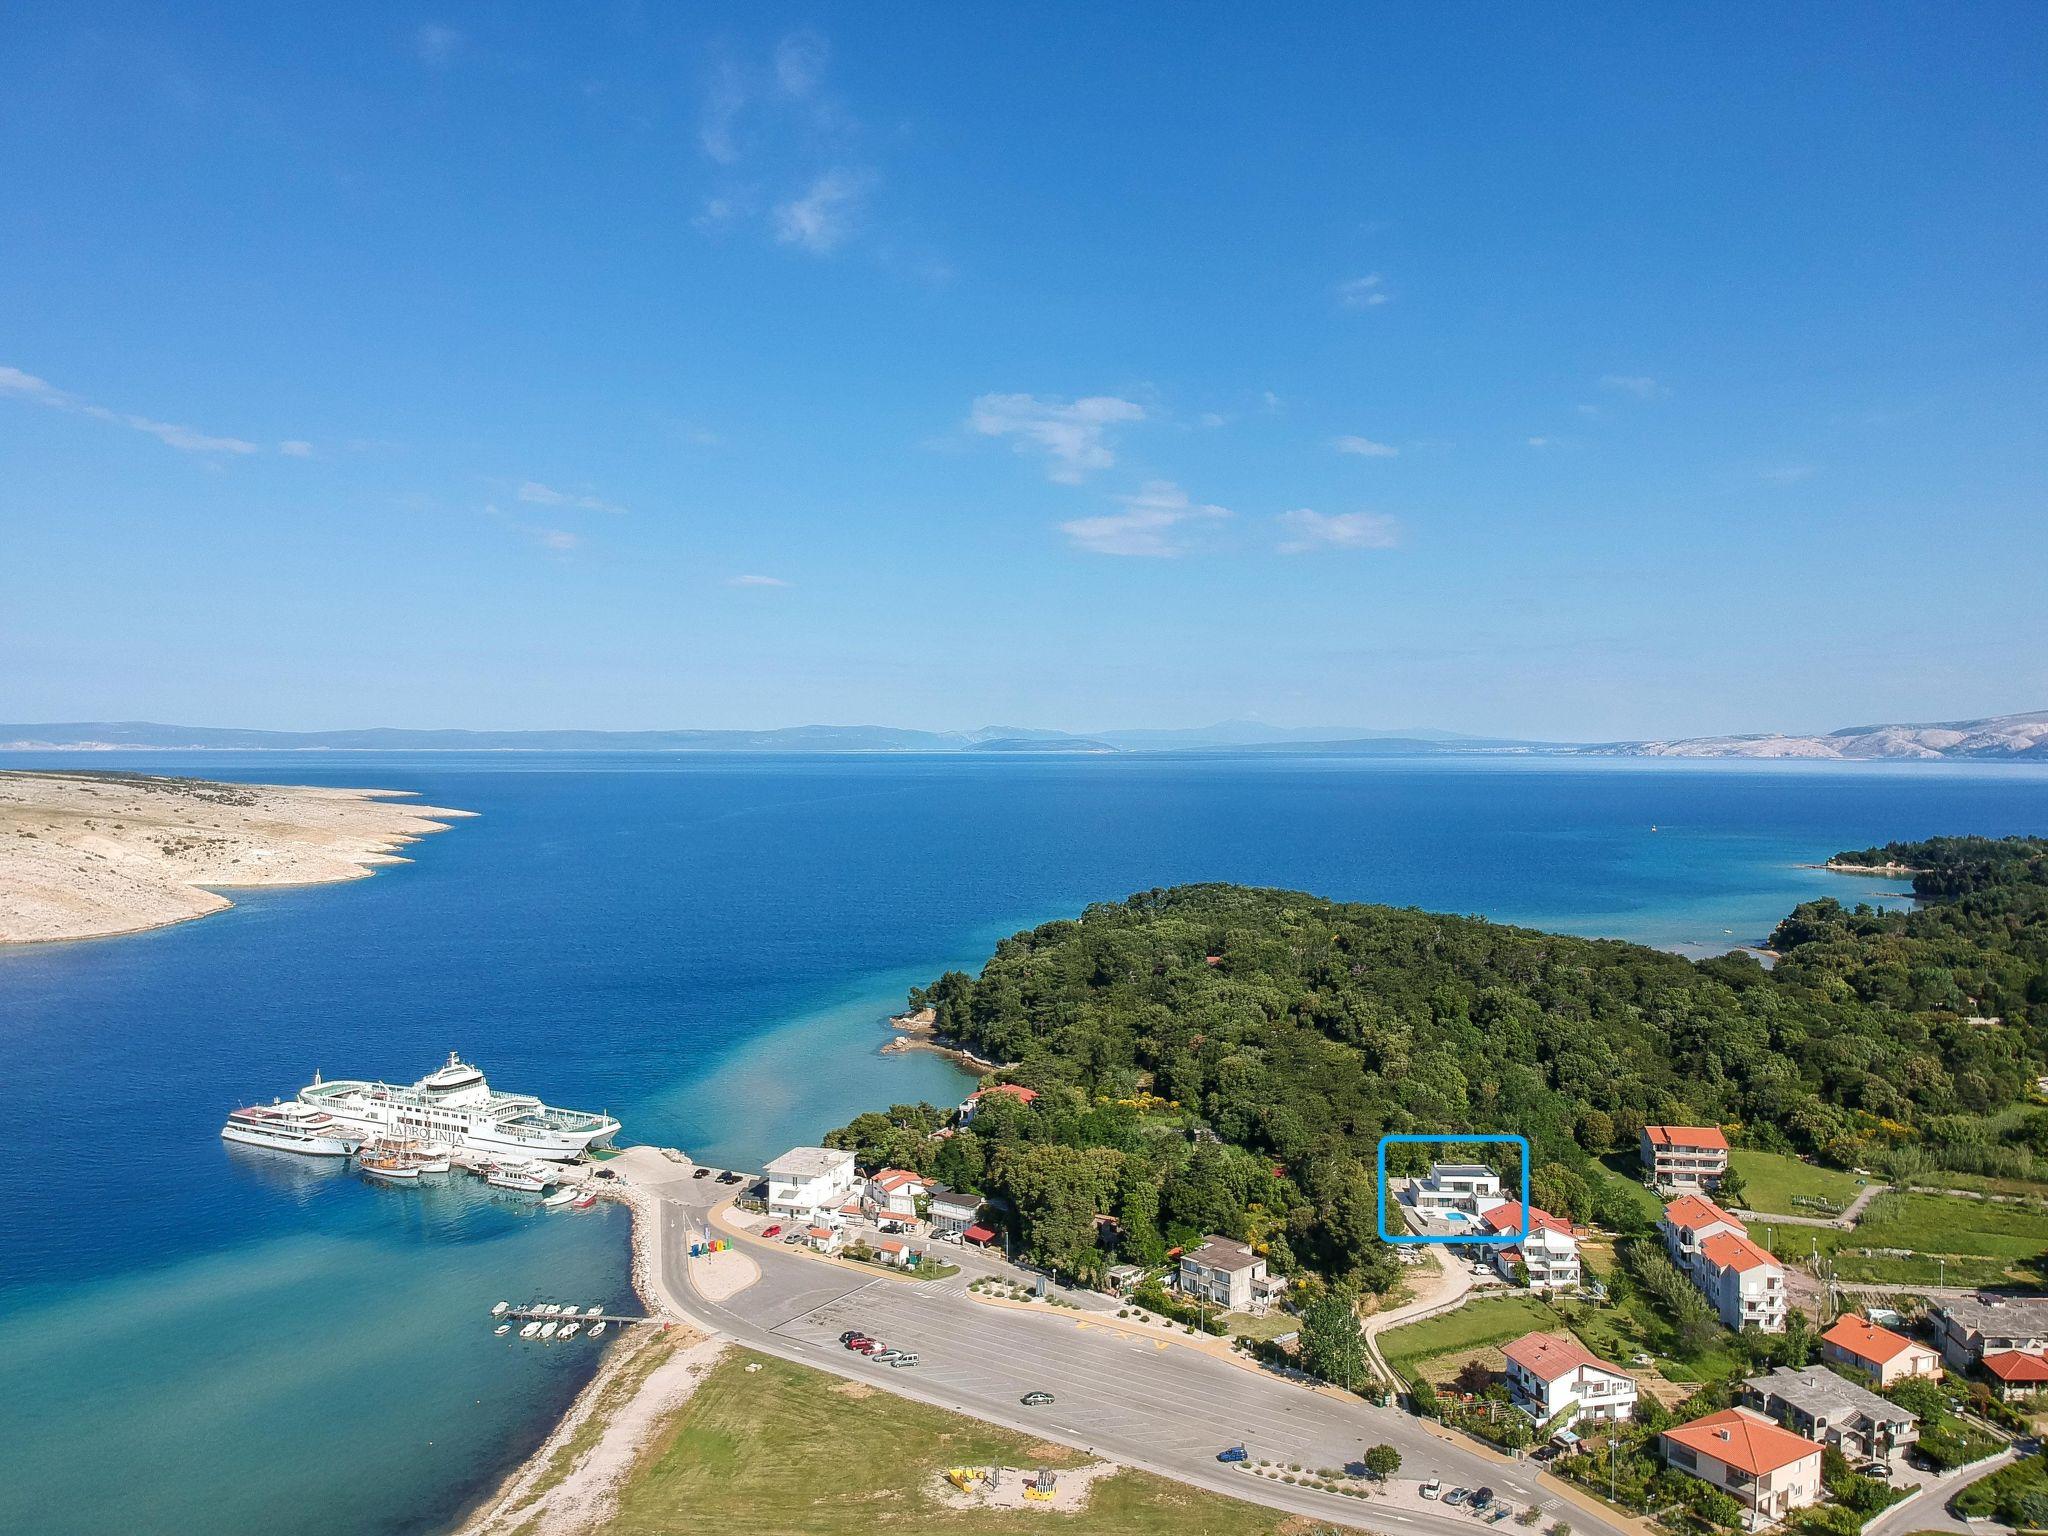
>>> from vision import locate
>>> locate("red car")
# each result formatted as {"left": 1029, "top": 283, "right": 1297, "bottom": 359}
{"left": 852, "top": 1339, "right": 882, "bottom": 1354}
{"left": 762, "top": 1224, "right": 782, "bottom": 1238}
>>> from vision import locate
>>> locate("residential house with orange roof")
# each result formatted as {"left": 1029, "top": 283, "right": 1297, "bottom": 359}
{"left": 1478, "top": 1201, "right": 1582, "bottom": 1292}
{"left": 864, "top": 1167, "right": 928, "bottom": 1220}
{"left": 1641, "top": 1125, "right": 1731, "bottom": 1193}
{"left": 1501, "top": 1331, "right": 1638, "bottom": 1428}
{"left": 1661, "top": 1407, "right": 1824, "bottom": 1521}
{"left": 1821, "top": 1314, "right": 1942, "bottom": 1387}
{"left": 1662, "top": 1198, "right": 1786, "bottom": 1333}
{"left": 1981, "top": 1350, "right": 2048, "bottom": 1401}
{"left": 958, "top": 1083, "right": 1039, "bottom": 1124}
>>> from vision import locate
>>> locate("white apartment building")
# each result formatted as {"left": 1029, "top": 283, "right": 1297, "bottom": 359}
{"left": 1640, "top": 1125, "right": 1731, "bottom": 1194}
{"left": 765, "top": 1146, "right": 857, "bottom": 1219}
{"left": 1478, "top": 1201, "right": 1582, "bottom": 1291}
{"left": 1661, "top": 1195, "right": 1785, "bottom": 1332}
{"left": 1502, "top": 1331, "right": 1638, "bottom": 1427}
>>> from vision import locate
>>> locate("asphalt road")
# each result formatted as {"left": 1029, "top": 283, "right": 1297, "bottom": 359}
{"left": 638, "top": 1165, "right": 1634, "bottom": 1536}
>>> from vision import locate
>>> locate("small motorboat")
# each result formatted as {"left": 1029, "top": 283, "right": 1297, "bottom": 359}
{"left": 538, "top": 1322, "right": 559, "bottom": 1340}
{"left": 572, "top": 1190, "right": 597, "bottom": 1210}
{"left": 494, "top": 1324, "right": 510, "bottom": 1336}
{"left": 491, "top": 1301, "right": 511, "bottom": 1317}
{"left": 559, "top": 1321, "right": 580, "bottom": 1339}
{"left": 487, "top": 1169, "right": 546, "bottom": 1193}
{"left": 585, "top": 1305, "right": 603, "bottom": 1316}
{"left": 519, "top": 1322, "right": 540, "bottom": 1339}
{"left": 588, "top": 1321, "right": 607, "bottom": 1338}
{"left": 360, "top": 1156, "right": 421, "bottom": 1183}
{"left": 542, "top": 1186, "right": 577, "bottom": 1209}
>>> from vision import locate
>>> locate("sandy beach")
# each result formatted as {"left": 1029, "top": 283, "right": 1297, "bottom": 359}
{"left": 0, "top": 770, "right": 474, "bottom": 944}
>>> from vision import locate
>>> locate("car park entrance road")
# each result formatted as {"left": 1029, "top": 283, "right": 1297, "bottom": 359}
{"left": 626, "top": 1158, "right": 1637, "bottom": 1536}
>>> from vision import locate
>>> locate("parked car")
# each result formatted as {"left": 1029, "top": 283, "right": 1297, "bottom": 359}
{"left": 872, "top": 1348, "right": 901, "bottom": 1363}
{"left": 888, "top": 1353, "right": 919, "bottom": 1367}
{"left": 1216, "top": 1445, "right": 1249, "bottom": 1464}
{"left": 592, "top": 1167, "right": 616, "bottom": 1180}
{"left": 842, "top": 1335, "right": 872, "bottom": 1351}
{"left": 1446, "top": 1488, "right": 1470, "bottom": 1507}
{"left": 838, "top": 1330, "right": 862, "bottom": 1344}
{"left": 716, "top": 1171, "right": 742, "bottom": 1184}
{"left": 1858, "top": 1461, "right": 1891, "bottom": 1479}
{"left": 1420, "top": 1480, "right": 1443, "bottom": 1500}
{"left": 762, "top": 1224, "right": 782, "bottom": 1238}
{"left": 784, "top": 1233, "right": 802, "bottom": 1244}
{"left": 853, "top": 1339, "right": 881, "bottom": 1354}
{"left": 1021, "top": 1391, "right": 1055, "bottom": 1406}
{"left": 691, "top": 1167, "right": 711, "bottom": 1179}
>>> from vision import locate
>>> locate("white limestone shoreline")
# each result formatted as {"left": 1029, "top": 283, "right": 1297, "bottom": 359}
{"left": 0, "top": 769, "right": 473, "bottom": 944}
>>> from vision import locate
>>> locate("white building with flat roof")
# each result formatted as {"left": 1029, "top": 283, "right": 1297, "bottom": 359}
{"left": 1414, "top": 1162, "right": 1503, "bottom": 1218}
{"left": 766, "top": 1146, "right": 857, "bottom": 1219}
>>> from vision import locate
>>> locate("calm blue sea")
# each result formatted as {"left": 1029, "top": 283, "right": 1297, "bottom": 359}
{"left": 1, "top": 752, "right": 2044, "bottom": 1536}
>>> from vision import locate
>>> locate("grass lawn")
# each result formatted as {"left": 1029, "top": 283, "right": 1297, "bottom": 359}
{"left": 1381, "top": 1286, "right": 1747, "bottom": 1397}
{"left": 1805, "top": 1192, "right": 2048, "bottom": 1286}
{"left": 1379, "top": 1293, "right": 1557, "bottom": 1385}
{"left": 1593, "top": 1153, "right": 1665, "bottom": 1224}
{"left": 603, "top": 1349, "right": 1329, "bottom": 1535}
{"left": 1727, "top": 1150, "right": 1866, "bottom": 1215}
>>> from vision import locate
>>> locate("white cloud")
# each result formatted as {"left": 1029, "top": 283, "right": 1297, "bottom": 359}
{"left": 773, "top": 31, "right": 829, "bottom": 97}
{"left": 967, "top": 392, "right": 1145, "bottom": 483}
{"left": 1526, "top": 436, "right": 1556, "bottom": 449}
{"left": 518, "top": 480, "right": 627, "bottom": 515}
{"left": 278, "top": 439, "right": 314, "bottom": 457}
{"left": 1196, "top": 411, "right": 1230, "bottom": 429}
{"left": 1599, "top": 373, "right": 1664, "bottom": 399}
{"left": 774, "top": 169, "right": 872, "bottom": 254}
{"left": 1060, "top": 480, "right": 1230, "bottom": 558}
{"left": 414, "top": 24, "right": 462, "bottom": 66}
{"left": 700, "top": 60, "right": 747, "bottom": 163}
{"left": 1275, "top": 508, "right": 1401, "bottom": 555}
{"left": 534, "top": 528, "right": 580, "bottom": 552}
{"left": 1337, "top": 274, "right": 1390, "bottom": 309}
{"left": 0, "top": 362, "right": 260, "bottom": 454}
{"left": 1333, "top": 435, "right": 1399, "bottom": 458}
{"left": 727, "top": 573, "right": 789, "bottom": 587}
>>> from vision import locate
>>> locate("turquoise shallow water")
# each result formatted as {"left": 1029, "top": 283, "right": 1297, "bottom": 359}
{"left": 0, "top": 752, "right": 2043, "bottom": 1535}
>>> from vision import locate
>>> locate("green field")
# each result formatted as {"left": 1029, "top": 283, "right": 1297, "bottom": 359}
{"left": 1807, "top": 1191, "right": 2048, "bottom": 1286}
{"left": 603, "top": 1349, "right": 1331, "bottom": 1535}
{"left": 1379, "top": 1293, "right": 1558, "bottom": 1383}
{"left": 1592, "top": 1154, "right": 1666, "bottom": 1224}
{"left": 1727, "top": 1150, "right": 1866, "bottom": 1215}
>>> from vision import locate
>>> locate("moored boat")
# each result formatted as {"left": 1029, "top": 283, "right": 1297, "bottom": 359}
{"left": 538, "top": 1321, "right": 558, "bottom": 1339}
{"left": 220, "top": 1100, "right": 359, "bottom": 1158}
{"left": 297, "top": 1053, "right": 618, "bottom": 1163}
{"left": 588, "top": 1321, "right": 607, "bottom": 1337}
{"left": 491, "top": 1300, "right": 510, "bottom": 1317}
{"left": 494, "top": 1324, "right": 510, "bottom": 1336}
{"left": 559, "top": 1321, "right": 580, "bottom": 1339}
{"left": 519, "top": 1322, "right": 540, "bottom": 1339}
{"left": 486, "top": 1168, "right": 546, "bottom": 1193}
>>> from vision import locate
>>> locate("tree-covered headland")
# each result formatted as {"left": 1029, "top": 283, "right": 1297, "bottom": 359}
{"left": 826, "top": 835, "right": 2048, "bottom": 1294}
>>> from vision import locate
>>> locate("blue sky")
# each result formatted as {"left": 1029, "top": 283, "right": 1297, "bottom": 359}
{"left": 2, "top": 4, "right": 2043, "bottom": 739}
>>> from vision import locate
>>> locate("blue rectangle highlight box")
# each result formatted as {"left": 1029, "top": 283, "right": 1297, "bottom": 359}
{"left": 1376, "top": 1133, "right": 1532, "bottom": 1246}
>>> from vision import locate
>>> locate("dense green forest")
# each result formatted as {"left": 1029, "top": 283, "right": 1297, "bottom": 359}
{"left": 826, "top": 836, "right": 2048, "bottom": 1291}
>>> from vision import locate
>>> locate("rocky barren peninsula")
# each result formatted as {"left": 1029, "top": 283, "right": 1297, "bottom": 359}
{"left": 0, "top": 770, "right": 472, "bottom": 944}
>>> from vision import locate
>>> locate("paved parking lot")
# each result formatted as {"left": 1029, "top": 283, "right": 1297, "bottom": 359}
{"left": 632, "top": 1162, "right": 1626, "bottom": 1536}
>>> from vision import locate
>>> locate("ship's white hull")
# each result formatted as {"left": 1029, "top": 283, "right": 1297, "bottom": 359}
{"left": 221, "top": 1124, "right": 357, "bottom": 1158}
{"left": 316, "top": 1105, "right": 605, "bottom": 1162}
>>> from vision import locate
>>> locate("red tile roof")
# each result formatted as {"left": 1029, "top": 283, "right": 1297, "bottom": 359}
{"left": 1822, "top": 1315, "right": 1925, "bottom": 1367}
{"left": 871, "top": 1168, "right": 924, "bottom": 1192}
{"left": 1700, "top": 1230, "right": 1781, "bottom": 1274}
{"left": 1983, "top": 1351, "right": 2048, "bottom": 1383}
{"left": 1480, "top": 1201, "right": 1576, "bottom": 1239}
{"left": 1502, "top": 1331, "right": 1625, "bottom": 1384}
{"left": 1644, "top": 1124, "right": 1730, "bottom": 1151}
{"left": 962, "top": 1223, "right": 996, "bottom": 1243}
{"left": 1664, "top": 1194, "right": 1746, "bottom": 1234}
{"left": 967, "top": 1084, "right": 1039, "bottom": 1105}
{"left": 1664, "top": 1408, "right": 1819, "bottom": 1476}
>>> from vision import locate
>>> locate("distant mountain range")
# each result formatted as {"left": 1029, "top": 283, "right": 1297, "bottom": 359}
{"left": 1, "top": 710, "right": 2042, "bottom": 759}
{"left": 1584, "top": 709, "right": 2048, "bottom": 761}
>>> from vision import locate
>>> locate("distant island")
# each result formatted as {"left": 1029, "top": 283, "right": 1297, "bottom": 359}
{"left": 0, "top": 771, "right": 471, "bottom": 944}
{"left": 2, "top": 707, "right": 2044, "bottom": 760}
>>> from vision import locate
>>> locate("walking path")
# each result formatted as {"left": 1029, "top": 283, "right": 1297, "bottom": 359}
{"left": 1363, "top": 1248, "right": 1483, "bottom": 1384}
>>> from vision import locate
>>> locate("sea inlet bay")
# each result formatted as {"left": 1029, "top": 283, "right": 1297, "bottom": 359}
{"left": 1, "top": 751, "right": 2043, "bottom": 1536}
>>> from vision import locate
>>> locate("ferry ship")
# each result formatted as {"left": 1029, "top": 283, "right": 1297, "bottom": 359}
{"left": 297, "top": 1053, "right": 618, "bottom": 1162}
{"left": 221, "top": 1100, "right": 361, "bottom": 1157}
